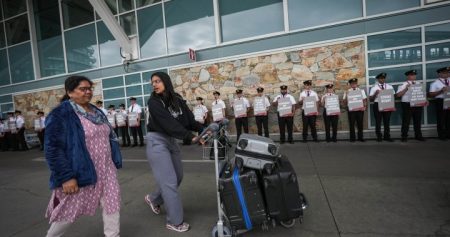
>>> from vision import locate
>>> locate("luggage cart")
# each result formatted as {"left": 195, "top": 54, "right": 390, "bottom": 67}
{"left": 194, "top": 120, "right": 233, "bottom": 237}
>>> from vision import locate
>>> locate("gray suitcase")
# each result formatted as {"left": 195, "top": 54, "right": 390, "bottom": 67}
{"left": 235, "top": 134, "right": 280, "bottom": 173}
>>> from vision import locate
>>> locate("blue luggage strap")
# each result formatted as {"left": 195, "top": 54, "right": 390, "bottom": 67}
{"left": 232, "top": 167, "right": 253, "bottom": 230}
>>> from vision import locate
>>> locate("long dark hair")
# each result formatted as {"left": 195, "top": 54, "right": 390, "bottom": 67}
{"left": 151, "top": 71, "right": 181, "bottom": 112}
{"left": 61, "top": 75, "right": 94, "bottom": 102}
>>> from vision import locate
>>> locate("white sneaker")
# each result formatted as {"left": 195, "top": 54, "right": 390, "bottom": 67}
{"left": 166, "top": 222, "right": 190, "bottom": 232}
{"left": 144, "top": 194, "right": 160, "bottom": 215}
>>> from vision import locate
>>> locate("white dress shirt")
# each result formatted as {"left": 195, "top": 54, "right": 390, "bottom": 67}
{"left": 369, "top": 83, "right": 394, "bottom": 103}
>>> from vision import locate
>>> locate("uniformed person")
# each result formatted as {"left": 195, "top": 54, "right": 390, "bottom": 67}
{"left": 298, "top": 80, "right": 319, "bottom": 142}
{"left": 0, "top": 118, "right": 6, "bottom": 151}
{"left": 429, "top": 67, "right": 450, "bottom": 140}
{"left": 343, "top": 78, "right": 367, "bottom": 142}
{"left": 15, "top": 110, "right": 28, "bottom": 151}
{"left": 272, "top": 85, "right": 296, "bottom": 144}
{"left": 211, "top": 91, "right": 226, "bottom": 122}
{"left": 128, "top": 97, "right": 145, "bottom": 147}
{"left": 369, "top": 72, "right": 394, "bottom": 142}
{"left": 253, "top": 87, "right": 271, "bottom": 137}
{"left": 321, "top": 84, "right": 339, "bottom": 142}
{"left": 118, "top": 103, "right": 131, "bottom": 146}
{"left": 96, "top": 100, "right": 108, "bottom": 115}
{"left": 108, "top": 104, "right": 119, "bottom": 137}
{"left": 193, "top": 97, "right": 209, "bottom": 134}
{"left": 396, "top": 70, "right": 425, "bottom": 142}
{"left": 36, "top": 111, "right": 46, "bottom": 151}
{"left": 232, "top": 89, "right": 250, "bottom": 140}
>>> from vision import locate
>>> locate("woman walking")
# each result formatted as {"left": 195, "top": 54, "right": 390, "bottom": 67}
{"left": 44, "top": 76, "right": 122, "bottom": 237}
{"left": 144, "top": 71, "right": 202, "bottom": 232}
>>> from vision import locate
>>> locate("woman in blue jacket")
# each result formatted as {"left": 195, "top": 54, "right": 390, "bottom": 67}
{"left": 45, "top": 76, "right": 122, "bottom": 237}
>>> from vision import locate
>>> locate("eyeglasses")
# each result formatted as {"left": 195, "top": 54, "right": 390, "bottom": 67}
{"left": 76, "top": 87, "right": 94, "bottom": 92}
{"left": 151, "top": 79, "right": 162, "bottom": 85}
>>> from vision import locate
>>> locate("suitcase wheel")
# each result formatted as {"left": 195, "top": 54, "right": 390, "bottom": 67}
{"left": 211, "top": 225, "right": 232, "bottom": 237}
{"left": 261, "top": 221, "right": 269, "bottom": 231}
{"left": 280, "top": 219, "right": 296, "bottom": 228}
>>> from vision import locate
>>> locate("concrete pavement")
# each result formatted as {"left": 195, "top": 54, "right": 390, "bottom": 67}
{"left": 1, "top": 139, "right": 449, "bottom": 237}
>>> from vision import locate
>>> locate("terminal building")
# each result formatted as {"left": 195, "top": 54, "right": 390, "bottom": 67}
{"left": 0, "top": 0, "right": 449, "bottom": 137}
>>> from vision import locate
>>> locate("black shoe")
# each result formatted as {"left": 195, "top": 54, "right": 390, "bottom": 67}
{"left": 301, "top": 140, "right": 307, "bottom": 143}
{"left": 332, "top": 138, "right": 337, "bottom": 143}
{"left": 376, "top": 137, "right": 382, "bottom": 142}
{"left": 132, "top": 144, "right": 138, "bottom": 147}
{"left": 438, "top": 137, "right": 447, "bottom": 141}
{"left": 350, "top": 139, "right": 355, "bottom": 143}
{"left": 359, "top": 139, "right": 365, "bottom": 142}
{"left": 289, "top": 141, "right": 294, "bottom": 144}
{"left": 401, "top": 138, "right": 407, "bottom": 142}
{"left": 416, "top": 137, "right": 425, "bottom": 141}
{"left": 280, "top": 141, "right": 285, "bottom": 144}
{"left": 313, "top": 139, "right": 319, "bottom": 143}
{"left": 384, "top": 138, "right": 394, "bottom": 142}
{"left": 140, "top": 144, "right": 145, "bottom": 147}
{"left": 326, "top": 139, "right": 331, "bottom": 143}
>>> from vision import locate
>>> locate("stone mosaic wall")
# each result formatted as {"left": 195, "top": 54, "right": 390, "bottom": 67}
{"left": 169, "top": 40, "right": 367, "bottom": 135}
{"left": 13, "top": 82, "right": 103, "bottom": 129}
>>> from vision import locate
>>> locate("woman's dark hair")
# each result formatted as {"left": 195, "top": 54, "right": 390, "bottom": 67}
{"left": 151, "top": 71, "right": 180, "bottom": 111}
{"left": 61, "top": 75, "right": 93, "bottom": 102}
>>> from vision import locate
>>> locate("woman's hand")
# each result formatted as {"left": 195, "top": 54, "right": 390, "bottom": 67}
{"left": 62, "top": 179, "right": 79, "bottom": 194}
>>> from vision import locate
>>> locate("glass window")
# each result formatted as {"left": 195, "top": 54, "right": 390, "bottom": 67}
{"left": 0, "top": 2, "right": 3, "bottom": 20}
{"left": 125, "top": 73, "right": 141, "bottom": 85}
{"left": 368, "top": 47, "right": 422, "bottom": 68}
{"left": 426, "top": 62, "right": 450, "bottom": 79}
{"left": 425, "top": 0, "right": 449, "bottom": 4}
{"left": 426, "top": 42, "right": 450, "bottom": 61}
{"left": 368, "top": 65, "right": 422, "bottom": 85}
{"left": 104, "top": 98, "right": 126, "bottom": 108}
{"left": 366, "top": 0, "right": 419, "bottom": 16}
{"left": 5, "top": 14, "right": 30, "bottom": 45}
{"left": 65, "top": 24, "right": 99, "bottom": 72}
{"left": 368, "top": 28, "right": 421, "bottom": 51}
{"left": 1, "top": 103, "right": 14, "bottom": 112}
{"left": 0, "top": 24, "right": 5, "bottom": 48}
{"left": 425, "top": 22, "right": 450, "bottom": 43}
{"left": 103, "top": 87, "right": 125, "bottom": 99}
{"left": 137, "top": 0, "right": 161, "bottom": 8}
{"left": 38, "top": 36, "right": 66, "bottom": 77}
{"left": 288, "top": 0, "right": 362, "bottom": 30}
{"left": 119, "top": 12, "right": 136, "bottom": 36}
{"left": 0, "top": 95, "right": 12, "bottom": 103}
{"left": 97, "top": 21, "right": 122, "bottom": 67}
{"left": 137, "top": 4, "right": 166, "bottom": 58}
{"left": 426, "top": 82, "right": 437, "bottom": 124}
{"left": 2, "top": 0, "right": 27, "bottom": 19}
{"left": 34, "top": 0, "right": 62, "bottom": 40}
{"left": 220, "top": 0, "right": 283, "bottom": 42}
{"left": 9, "top": 43, "right": 34, "bottom": 83}
{"left": 105, "top": 0, "right": 117, "bottom": 15}
{"left": 103, "top": 76, "right": 124, "bottom": 88}
{"left": 118, "top": 0, "right": 134, "bottom": 13}
{"left": 0, "top": 49, "right": 10, "bottom": 86}
{"left": 126, "top": 85, "right": 143, "bottom": 96}
{"left": 142, "top": 69, "right": 167, "bottom": 82}
{"left": 61, "top": 0, "right": 94, "bottom": 29}
{"left": 165, "top": 0, "right": 215, "bottom": 53}
{"left": 143, "top": 83, "right": 153, "bottom": 95}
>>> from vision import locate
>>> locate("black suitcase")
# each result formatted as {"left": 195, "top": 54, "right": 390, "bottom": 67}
{"left": 262, "top": 156, "right": 305, "bottom": 225}
{"left": 219, "top": 165, "right": 268, "bottom": 231}
{"left": 235, "top": 134, "right": 280, "bottom": 173}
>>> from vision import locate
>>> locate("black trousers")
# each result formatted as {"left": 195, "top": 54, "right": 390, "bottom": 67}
{"left": 434, "top": 98, "right": 450, "bottom": 139}
{"left": 113, "top": 127, "right": 119, "bottom": 137}
{"left": 130, "top": 125, "right": 144, "bottom": 145}
{"left": 372, "top": 103, "right": 392, "bottom": 140}
{"left": 302, "top": 112, "right": 317, "bottom": 140}
{"left": 278, "top": 114, "right": 293, "bottom": 142}
{"left": 37, "top": 129, "right": 45, "bottom": 150}
{"left": 255, "top": 115, "right": 269, "bottom": 137}
{"left": 401, "top": 102, "right": 423, "bottom": 139}
{"left": 8, "top": 131, "right": 18, "bottom": 150}
{"left": 17, "top": 128, "right": 28, "bottom": 150}
{"left": 119, "top": 126, "right": 131, "bottom": 146}
{"left": 348, "top": 111, "right": 364, "bottom": 141}
{"left": 323, "top": 110, "right": 338, "bottom": 141}
{"left": 235, "top": 117, "right": 249, "bottom": 140}
{"left": 0, "top": 135, "right": 7, "bottom": 151}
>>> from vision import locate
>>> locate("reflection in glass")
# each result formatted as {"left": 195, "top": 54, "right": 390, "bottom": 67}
{"left": 97, "top": 21, "right": 122, "bottom": 66}
{"left": 288, "top": 0, "right": 362, "bottom": 30}
{"left": 368, "top": 65, "right": 422, "bottom": 84}
{"left": 119, "top": 0, "right": 134, "bottom": 13}
{"left": 143, "top": 83, "right": 153, "bottom": 95}
{"left": 165, "top": 0, "right": 215, "bottom": 53}
{"left": 65, "top": 24, "right": 99, "bottom": 72}
{"left": 125, "top": 73, "right": 141, "bottom": 85}
{"left": 38, "top": 36, "right": 66, "bottom": 77}
{"left": 426, "top": 42, "right": 450, "bottom": 61}
{"left": 34, "top": 0, "right": 61, "bottom": 40}
{"left": 61, "top": 0, "right": 94, "bottom": 29}
{"left": 426, "top": 62, "right": 450, "bottom": 79}
{"left": 0, "top": 49, "right": 10, "bottom": 86}
{"left": 5, "top": 14, "right": 30, "bottom": 45}
{"left": 103, "top": 76, "right": 124, "bottom": 89}
{"left": 126, "top": 85, "right": 143, "bottom": 96}
{"left": 104, "top": 88, "right": 125, "bottom": 99}
{"left": 366, "top": 0, "right": 419, "bottom": 16}
{"left": 9, "top": 43, "right": 34, "bottom": 83}
{"left": 137, "top": 4, "right": 166, "bottom": 58}
{"left": 368, "top": 28, "right": 421, "bottom": 51}
{"left": 137, "top": 0, "right": 161, "bottom": 8}
{"left": 220, "top": 0, "right": 283, "bottom": 42}
{"left": 0, "top": 24, "right": 5, "bottom": 48}
{"left": 119, "top": 12, "right": 136, "bottom": 36}
{"left": 425, "top": 23, "right": 450, "bottom": 42}
{"left": 2, "top": 0, "right": 27, "bottom": 18}
{"left": 105, "top": 0, "right": 117, "bottom": 15}
{"left": 368, "top": 47, "right": 422, "bottom": 68}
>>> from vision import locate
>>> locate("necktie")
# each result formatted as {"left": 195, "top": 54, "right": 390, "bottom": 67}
{"left": 131, "top": 105, "right": 134, "bottom": 112}
{"left": 380, "top": 84, "right": 384, "bottom": 90}
{"left": 353, "top": 88, "right": 356, "bottom": 91}
{"left": 307, "top": 91, "right": 310, "bottom": 96}
{"left": 412, "top": 81, "right": 415, "bottom": 85}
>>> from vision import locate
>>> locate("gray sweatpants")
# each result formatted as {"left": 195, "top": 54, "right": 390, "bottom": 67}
{"left": 146, "top": 132, "right": 184, "bottom": 225}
